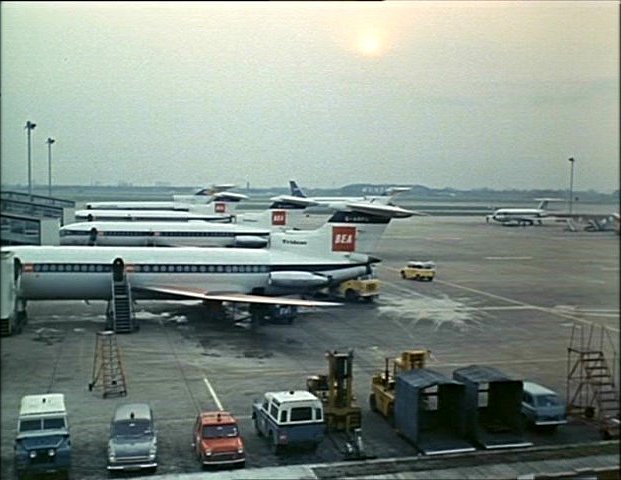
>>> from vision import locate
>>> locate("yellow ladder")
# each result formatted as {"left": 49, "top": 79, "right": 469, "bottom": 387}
{"left": 88, "top": 330, "right": 128, "bottom": 398}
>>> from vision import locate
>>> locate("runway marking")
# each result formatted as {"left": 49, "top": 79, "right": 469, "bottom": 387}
{"left": 484, "top": 256, "right": 533, "bottom": 260}
{"left": 203, "top": 377, "right": 224, "bottom": 411}
{"left": 380, "top": 266, "right": 620, "bottom": 333}
{"left": 429, "top": 356, "right": 566, "bottom": 368}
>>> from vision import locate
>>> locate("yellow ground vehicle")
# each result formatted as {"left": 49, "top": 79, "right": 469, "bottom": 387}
{"left": 306, "top": 350, "right": 361, "bottom": 432}
{"left": 400, "top": 261, "right": 436, "bottom": 281}
{"left": 369, "top": 350, "right": 430, "bottom": 421}
{"left": 320, "top": 277, "right": 380, "bottom": 302}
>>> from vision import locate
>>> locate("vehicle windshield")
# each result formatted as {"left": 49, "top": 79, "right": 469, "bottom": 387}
{"left": 535, "top": 394, "right": 560, "bottom": 407}
{"left": 43, "top": 417, "right": 66, "bottom": 429}
{"left": 113, "top": 419, "right": 152, "bottom": 437}
{"left": 202, "top": 424, "right": 238, "bottom": 438}
{"left": 19, "top": 419, "right": 42, "bottom": 432}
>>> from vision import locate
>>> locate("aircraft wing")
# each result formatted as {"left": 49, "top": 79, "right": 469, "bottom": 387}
{"left": 134, "top": 285, "right": 341, "bottom": 307}
{"left": 270, "top": 195, "right": 321, "bottom": 207}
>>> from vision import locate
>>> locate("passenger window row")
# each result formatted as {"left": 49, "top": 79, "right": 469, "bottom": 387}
{"left": 30, "top": 263, "right": 269, "bottom": 274}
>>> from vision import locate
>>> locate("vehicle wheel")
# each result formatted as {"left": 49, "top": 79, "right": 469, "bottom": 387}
{"left": 363, "top": 295, "right": 375, "bottom": 303}
{"left": 400, "top": 271, "right": 406, "bottom": 279}
{"left": 369, "top": 393, "right": 377, "bottom": 412}
{"left": 345, "top": 289, "right": 358, "bottom": 302}
{"left": 268, "top": 432, "right": 280, "bottom": 454}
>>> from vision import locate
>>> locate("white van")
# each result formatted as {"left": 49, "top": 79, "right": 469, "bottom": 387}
{"left": 521, "top": 381, "right": 567, "bottom": 430}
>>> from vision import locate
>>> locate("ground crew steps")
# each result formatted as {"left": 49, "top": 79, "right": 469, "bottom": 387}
{"left": 88, "top": 330, "right": 128, "bottom": 398}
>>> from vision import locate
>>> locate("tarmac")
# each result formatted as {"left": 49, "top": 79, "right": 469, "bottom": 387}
{"left": 1, "top": 214, "right": 619, "bottom": 479}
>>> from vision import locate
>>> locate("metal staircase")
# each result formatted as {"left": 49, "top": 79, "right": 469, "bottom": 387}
{"left": 567, "top": 323, "right": 619, "bottom": 438}
{"left": 107, "top": 275, "right": 137, "bottom": 333}
{"left": 88, "top": 330, "right": 127, "bottom": 398}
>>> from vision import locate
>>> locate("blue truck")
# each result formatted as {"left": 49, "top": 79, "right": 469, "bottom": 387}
{"left": 14, "top": 394, "right": 71, "bottom": 479}
{"left": 252, "top": 390, "right": 325, "bottom": 453}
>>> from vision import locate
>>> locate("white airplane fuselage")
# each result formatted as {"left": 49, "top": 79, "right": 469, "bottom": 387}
{"left": 74, "top": 209, "right": 233, "bottom": 223}
{"left": 486, "top": 208, "right": 547, "bottom": 226}
{"left": 7, "top": 246, "right": 372, "bottom": 301}
{"left": 59, "top": 221, "right": 270, "bottom": 248}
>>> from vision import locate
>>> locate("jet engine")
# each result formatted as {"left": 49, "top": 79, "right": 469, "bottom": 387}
{"left": 268, "top": 271, "right": 329, "bottom": 289}
{"left": 233, "top": 236, "right": 269, "bottom": 248}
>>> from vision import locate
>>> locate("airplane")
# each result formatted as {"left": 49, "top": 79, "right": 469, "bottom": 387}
{"left": 85, "top": 184, "right": 242, "bottom": 211}
{"left": 74, "top": 208, "right": 235, "bottom": 223}
{"left": 61, "top": 200, "right": 311, "bottom": 248}
{"left": 60, "top": 202, "right": 414, "bottom": 253}
{"left": 485, "top": 199, "right": 563, "bottom": 226}
{"left": 73, "top": 194, "right": 316, "bottom": 225}
{"left": 1, "top": 205, "right": 411, "bottom": 324}
{"left": 281, "top": 180, "right": 412, "bottom": 212}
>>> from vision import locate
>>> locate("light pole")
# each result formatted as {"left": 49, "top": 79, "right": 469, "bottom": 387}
{"left": 46, "top": 137, "right": 56, "bottom": 197}
{"left": 25, "top": 121, "right": 37, "bottom": 198}
{"left": 568, "top": 157, "right": 575, "bottom": 215}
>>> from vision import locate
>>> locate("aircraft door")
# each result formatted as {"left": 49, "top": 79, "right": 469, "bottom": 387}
{"left": 88, "top": 227, "right": 98, "bottom": 246}
{"left": 112, "top": 258, "right": 125, "bottom": 282}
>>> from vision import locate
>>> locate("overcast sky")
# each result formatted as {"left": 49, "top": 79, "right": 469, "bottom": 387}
{"left": 1, "top": 1, "right": 619, "bottom": 192}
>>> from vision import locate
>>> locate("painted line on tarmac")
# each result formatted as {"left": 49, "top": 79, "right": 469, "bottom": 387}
{"left": 485, "top": 256, "right": 533, "bottom": 260}
{"left": 203, "top": 377, "right": 224, "bottom": 411}
{"left": 430, "top": 356, "right": 566, "bottom": 369}
{"left": 381, "top": 266, "right": 619, "bottom": 333}
{"left": 436, "top": 278, "right": 620, "bottom": 333}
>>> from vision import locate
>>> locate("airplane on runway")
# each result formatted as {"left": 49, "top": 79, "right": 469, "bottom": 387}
{"left": 85, "top": 184, "right": 242, "bottom": 211}
{"left": 281, "top": 180, "right": 412, "bottom": 211}
{"left": 485, "top": 199, "right": 563, "bottom": 226}
{"left": 1, "top": 206, "right": 404, "bottom": 324}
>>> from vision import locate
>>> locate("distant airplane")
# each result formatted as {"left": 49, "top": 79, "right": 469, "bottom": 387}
{"left": 485, "top": 199, "right": 563, "bottom": 226}
{"left": 85, "top": 185, "right": 244, "bottom": 211}
{"left": 1, "top": 204, "right": 417, "bottom": 323}
{"left": 275, "top": 180, "right": 413, "bottom": 212}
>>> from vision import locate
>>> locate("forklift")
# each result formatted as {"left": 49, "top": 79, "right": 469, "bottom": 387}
{"left": 369, "top": 349, "right": 430, "bottom": 422}
{"left": 306, "top": 350, "right": 362, "bottom": 432}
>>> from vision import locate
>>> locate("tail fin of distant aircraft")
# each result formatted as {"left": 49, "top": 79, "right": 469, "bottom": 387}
{"left": 188, "top": 192, "right": 248, "bottom": 215}
{"left": 236, "top": 197, "right": 310, "bottom": 229}
{"left": 534, "top": 197, "right": 564, "bottom": 211}
{"left": 271, "top": 203, "right": 414, "bottom": 256}
{"left": 289, "top": 180, "right": 307, "bottom": 198}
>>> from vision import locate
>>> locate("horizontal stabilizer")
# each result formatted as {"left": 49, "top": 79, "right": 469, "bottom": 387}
{"left": 385, "top": 186, "right": 412, "bottom": 195}
{"left": 345, "top": 202, "right": 424, "bottom": 218}
{"left": 135, "top": 285, "right": 341, "bottom": 307}
{"left": 212, "top": 192, "right": 249, "bottom": 201}
{"left": 270, "top": 195, "right": 321, "bottom": 207}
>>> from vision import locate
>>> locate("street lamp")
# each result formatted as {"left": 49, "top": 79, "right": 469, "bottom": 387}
{"left": 568, "top": 157, "right": 576, "bottom": 215}
{"left": 24, "top": 121, "right": 37, "bottom": 198}
{"left": 46, "top": 137, "right": 56, "bottom": 197}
